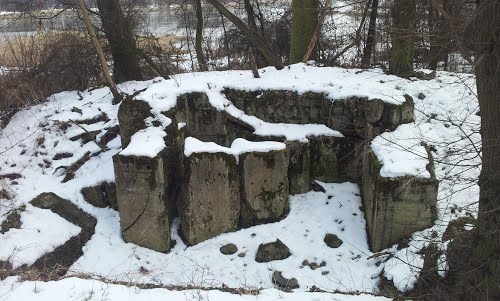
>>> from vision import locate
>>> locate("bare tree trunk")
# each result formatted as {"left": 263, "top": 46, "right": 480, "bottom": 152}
{"left": 461, "top": 1, "right": 500, "bottom": 300}
{"left": 219, "top": 11, "right": 231, "bottom": 68}
{"left": 78, "top": 0, "right": 121, "bottom": 102}
{"left": 96, "top": 0, "right": 143, "bottom": 83}
{"left": 361, "top": 0, "right": 378, "bottom": 68}
{"left": 207, "top": 0, "right": 283, "bottom": 70}
{"left": 389, "top": 0, "right": 416, "bottom": 77}
{"left": 302, "top": 0, "right": 331, "bottom": 63}
{"left": 290, "top": 0, "right": 319, "bottom": 63}
{"left": 195, "top": 0, "right": 208, "bottom": 71}
{"left": 244, "top": 0, "right": 261, "bottom": 76}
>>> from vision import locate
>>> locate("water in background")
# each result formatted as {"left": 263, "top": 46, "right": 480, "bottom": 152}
{"left": 0, "top": 1, "right": 225, "bottom": 38}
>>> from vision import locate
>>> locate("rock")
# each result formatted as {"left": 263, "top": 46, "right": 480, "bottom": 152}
{"left": 0, "top": 205, "right": 25, "bottom": 234}
{"left": 238, "top": 252, "right": 246, "bottom": 258}
{"left": 255, "top": 239, "right": 291, "bottom": 262}
{"left": 239, "top": 149, "right": 289, "bottom": 227}
{"left": 302, "top": 260, "right": 327, "bottom": 270}
{"left": 180, "top": 151, "right": 240, "bottom": 245}
{"left": 286, "top": 141, "right": 310, "bottom": 194}
{"left": 324, "top": 233, "right": 343, "bottom": 248}
{"left": 113, "top": 152, "right": 173, "bottom": 252}
{"left": 81, "top": 182, "right": 118, "bottom": 209}
{"left": 103, "top": 182, "right": 118, "bottom": 210}
{"left": 272, "top": 271, "right": 299, "bottom": 290}
{"left": 310, "top": 180, "right": 326, "bottom": 192}
{"left": 29, "top": 193, "right": 97, "bottom": 275}
{"left": 417, "top": 92, "right": 426, "bottom": 100}
{"left": 361, "top": 147, "right": 438, "bottom": 252}
{"left": 220, "top": 244, "right": 238, "bottom": 255}
{"left": 81, "top": 185, "right": 106, "bottom": 208}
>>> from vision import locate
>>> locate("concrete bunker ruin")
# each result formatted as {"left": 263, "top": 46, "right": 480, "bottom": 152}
{"left": 113, "top": 89, "right": 438, "bottom": 253}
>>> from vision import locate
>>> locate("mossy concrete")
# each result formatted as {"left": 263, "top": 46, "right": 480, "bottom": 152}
{"left": 224, "top": 89, "right": 415, "bottom": 139}
{"left": 286, "top": 141, "right": 311, "bottom": 194}
{"left": 180, "top": 152, "right": 240, "bottom": 245}
{"left": 361, "top": 147, "right": 438, "bottom": 252}
{"left": 239, "top": 149, "right": 290, "bottom": 227}
{"left": 113, "top": 152, "right": 172, "bottom": 252}
{"left": 309, "top": 136, "right": 363, "bottom": 183}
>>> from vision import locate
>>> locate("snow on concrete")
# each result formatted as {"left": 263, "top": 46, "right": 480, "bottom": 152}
{"left": 120, "top": 127, "right": 167, "bottom": 158}
{"left": 184, "top": 137, "right": 286, "bottom": 158}
{"left": 231, "top": 138, "right": 286, "bottom": 154}
{"left": 184, "top": 137, "right": 232, "bottom": 157}
{"left": 371, "top": 123, "right": 432, "bottom": 178}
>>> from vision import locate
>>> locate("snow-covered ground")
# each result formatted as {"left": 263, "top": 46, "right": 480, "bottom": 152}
{"left": 0, "top": 64, "right": 479, "bottom": 300}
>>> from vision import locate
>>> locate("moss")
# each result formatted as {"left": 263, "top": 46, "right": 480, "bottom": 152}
{"left": 0, "top": 205, "right": 25, "bottom": 234}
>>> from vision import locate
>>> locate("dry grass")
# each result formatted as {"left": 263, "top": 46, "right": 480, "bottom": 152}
{"left": 0, "top": 30, "right": 102, "bottom": 127}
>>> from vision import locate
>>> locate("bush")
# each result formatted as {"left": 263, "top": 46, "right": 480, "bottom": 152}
{"left": 0, "top": 31, "right": 103, "bottom": 126}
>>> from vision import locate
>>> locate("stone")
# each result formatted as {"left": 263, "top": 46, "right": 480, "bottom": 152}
{"left": 180, "top": 152, "right": 240, "bottom": 245}
{"left": 238, "top": 252, "right": 246, "bottom": 258}
{"left": 286, "top": 141, "right": 310, "bottom": 194}
{"left": 81, "top": 185, "right": 106, "bottom": 208}
{"left": 0, "top": 205, "right": 25, "bottom": 234}
{"left": 239, "top": 149, "right": 289, "bottom": 227}
{"left": 324, "top": 233, "right": 343, "bottom": 248}
{"left": 113, "top": 152, "right": 173, "bottom": 252}
{"left": 361, "top": 147, "right": 438, "bottom": 252}
{"left": 220, "top": 243, "right": 238, "bottom": 255}
{"left": 81, "top": 182, "right": 118, "bottom": 209}
{"left": 103, "top": 182, "right": 118, "bottom": 210}
{"left": 302, "top": 259, "right": 327, "bottom": 270}
{"left": 272, "top": 271, "right": 299, "bottom": 290}
{"left": 255, "top": 239, "right": 291, "bottom": 263}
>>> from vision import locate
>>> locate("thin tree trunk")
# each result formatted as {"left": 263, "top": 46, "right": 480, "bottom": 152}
{"left": 302, "top": 0, "right": 331, "bottom": 63}
{"left": 244, "top": 0, "right": 261, "bottom": 76}
{"left": 219, "top": 11, "right": 230, "bottom": 68}
{"left": 207, "top": 0, "right": 284, "bottom": 70}
{"left": 96, "top": 0, "right": 143, "bottom": 83}
{"left": 361, "top": 0, "right": 378, "bottom": 68}
{"left": 78, "top": 0, "right": 121, "bottom": 102}
{"left": 389, "top": 0, "right": 416, "bottom": 77}
{"left": 462, "top": 1, "right": 500, "bottom": 300}
{"left": 195, "top": 0, "right": 208, "bottom": 71}
{"left": 290, "top": 0, "right": 320, "bottom": 64}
